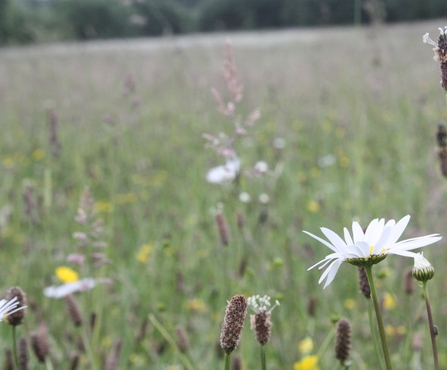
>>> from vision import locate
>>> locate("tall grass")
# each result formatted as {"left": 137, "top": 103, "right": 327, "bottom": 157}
{"left": 0, "top": 20, "right": 446, "bottom": 369}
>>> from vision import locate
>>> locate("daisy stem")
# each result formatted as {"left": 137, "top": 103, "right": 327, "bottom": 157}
{"left": 11, "top": 326, "right": 19, "bottom": 370}
{"left": 368, "top": 299, "right": 386, "bottom": 370}
{"left": 260, "top": 345, "right": 266, "bottom": 370}
{"left": 423, "top": 281, "right": 438, "bottom": 370}
{"left": 364, "top": 265, "right": 392, "bottom": 370}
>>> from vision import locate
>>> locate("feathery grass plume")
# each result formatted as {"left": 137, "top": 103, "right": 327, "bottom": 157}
{"left": 220, "top": 294, "right": 247, "bottom": 354}
{"left": 69, "top": 351, "right": 80, "bottom": 370}
{"left": 175, "top": 326, "right": 189, "bottom": 353}
{"left": 403, "top": 267, "right": 415, "bottom": 295}
{"left": 436, "top": 124, "right": 447, "bottom": 177}
{"left": 30, "top": 323, "right": 50, "bottom": 363}
{"left": 6, "top": 287, "right": 26, "bottom": 326}
{"left": 18, "top": 337, "right": 28, "bottom": 370}
{"left": 215, "top": 210, "right": 231, "bottom": 246}
{"left": 358, "top": 267, "right": 371, "bottom": 299}
{"left": 307, "top": 296, "right": 317, "bottom": 317}
{"left": 105, "top": 339, "right": 122, "bottom": 370}
{"left": 47, "top": 107, "right": 61, "bottom": 158}
{"left": 65, "top": 294, "right": 83, "bottom": 327}
{"left": 334, "top": 318, "right": 352, "bottom": 365}
{"left": 232, "top": 355, "right": 241, "bottom": 370}
{"left": 4, "top": 349, "right": 13, "bottom": 370}
{"left": 423, "top": 27, "right": 447, "bottom": 92}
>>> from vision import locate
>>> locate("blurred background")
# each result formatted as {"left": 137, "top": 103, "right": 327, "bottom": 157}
{"left": 1, "top": 0, "right": 447, "bottom": 46}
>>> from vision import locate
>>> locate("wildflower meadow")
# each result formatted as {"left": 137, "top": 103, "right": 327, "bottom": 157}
{"left": 1, "top": 19, "right": 447, "bottom": 369}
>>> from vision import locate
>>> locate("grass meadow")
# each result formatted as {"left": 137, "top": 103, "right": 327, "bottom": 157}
{"left": 1, "top": 19, "right": 447, "bottom": 369}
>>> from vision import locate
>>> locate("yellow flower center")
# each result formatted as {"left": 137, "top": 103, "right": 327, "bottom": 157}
{"left": 369, "top": 246, "right": 386, "bottom": 255}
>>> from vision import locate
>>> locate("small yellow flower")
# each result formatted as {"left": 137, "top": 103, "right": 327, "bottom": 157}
{"left": 94, "top": 200, "right": 113, "bottom": 213}
{"left": 298, "top": 337, "right": 314, "bottom": 354}
{"left": 186, "top": 299, "right": 207, "bottom": 313}
{"left": 56, "top": 266, "right": 79, "bottom": 283}
{"left": 136, "top": 244, "right": 154, "bottom": 263}
{"left": 32, "top": 149, "right": 45, "bottom": 161}
{"left": 294, "top": 355, "right": 320, "bottom": 370}
{"left": 382, "top": 293, "right": 396, "bottom": 310}
{"left": 2, "top": 157, "right": 15, "bottom": 169}
{"left": 307, "top": 200, "right": 320, "bottom": 213}
{"left": 344, "top": 298, "right": 356, "bottom": 310}
{"left": 115, "top": 192, "right": 137, "bottom": 204}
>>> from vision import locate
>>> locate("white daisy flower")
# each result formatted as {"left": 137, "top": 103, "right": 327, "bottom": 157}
{"left": 304, "top": 215, "right": 441, "bottom": 288}
{"left": 0, "top": 297, "right": 26, "bottom": 321}
{"left": 43, "top": 278, "right": 97, "bottom": 299}
{"left": 206, "top": 157, "right": 240, "bottom": 184}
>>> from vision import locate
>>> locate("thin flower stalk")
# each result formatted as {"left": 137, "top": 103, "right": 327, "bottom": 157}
{"left": 364, "top": 265, "right": 392, "bottom": 370}
{"left": 423, "top": 282, "right": 438, "bottom": 370}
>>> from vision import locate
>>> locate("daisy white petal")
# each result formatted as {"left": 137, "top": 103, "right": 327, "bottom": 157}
{"left": 304, "top": 215, "right": 441, "bottom": 288}
{"left": 43, "top": 278, "right": 97, "bottom": 299}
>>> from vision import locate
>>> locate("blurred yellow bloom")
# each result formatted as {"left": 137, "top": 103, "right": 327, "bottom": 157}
{"left": 386, "top": 325, "right": 407, "bottom": 337}
{"left": 294, "top": 355, "right": 320, "bottom": 370}
{"left": 94, "top": 200, "right": 113, "bottom": 213}
{"left": 298, "top": 337, "right": 314, "bottom": 354}
{"left": 32, "top": 149, "right": 45, "bottom": 161}
{"left": 307, "top": 200, "right": 320, "bottom": 213}
{"left": 136, "top": 244, "right": 154, "bottom": 263}
{"left": 382, "top": 293, "right": 396, "bottom": 310}
{"left": 344, "top": 298, "right": 356, "bottom": 310}
{"left": 56, "top": 266, "right": 79, "bottom": 283}
{"left": 115, "top": 192, "right": 137, "bottom": 204}
{"left": 186, "top": 299, "right": 207, "bottom": 313}
{"left": 2, "top": 157, "right": 15, "bottom": 169}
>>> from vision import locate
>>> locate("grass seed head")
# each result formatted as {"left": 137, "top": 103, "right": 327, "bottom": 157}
{"left": 250, "top": 309, "right": 272, "bottom": 346}
{"left": 18, "top": 337, "right": 29, "bottom": 370}
{"left": 335, "top": 318, "right": 352, "bottom": 364}
{"left": 357, "top": 267, "right": 371, "bottom": 299}
{"left": 220, "top": 294, "right": 247, "bottom": 354}
{"left": 6, "top": 286, "right": 27, "bottom": 326}
{"left": 65, "top": 294, "right": 83, "bottom": 327}
{"left": 31, "top": 323, "right": 50, "bottom": 363}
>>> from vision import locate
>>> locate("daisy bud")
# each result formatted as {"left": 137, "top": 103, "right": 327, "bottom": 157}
{"left": 250, "top": 309, "right": 272, "bottom": 346}
{"left": 358, "top": 267, "right": 371, "bottom": 299}
{"left": 6, "top": 286, "right": 27, "bottom": 326}
{"left": 412, "top": 253, "right": 435, "bottom": 282}
{"left": 334, "top": 318, "right": 352, "bottom": 365}
{"left": 220, "top": 294, "right": 247, "bottom": 354}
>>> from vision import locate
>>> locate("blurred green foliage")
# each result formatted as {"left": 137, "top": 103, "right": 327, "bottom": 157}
{"left": 0, "top": 0, "right": 447, "bottom": 45}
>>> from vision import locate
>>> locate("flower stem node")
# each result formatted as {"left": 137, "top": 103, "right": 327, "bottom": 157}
{"left": 412, "top": 253, "right": 435, "bottom": 282}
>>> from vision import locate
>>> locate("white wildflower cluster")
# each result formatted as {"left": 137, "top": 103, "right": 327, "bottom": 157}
{"left": 248, "top": 295, "right": 280, "bottom": 313}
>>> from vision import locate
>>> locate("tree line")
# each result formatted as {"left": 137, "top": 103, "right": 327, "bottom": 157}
{"left": 1, "top": 0, "right": 447, "bottom": 45}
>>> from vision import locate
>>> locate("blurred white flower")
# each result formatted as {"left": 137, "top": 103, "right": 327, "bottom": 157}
{"left": 259, "top": 193, "right": 270, "bottom": 204}
{"left": 254, "top": 161, "right": 268, "bottom": 174}
{"left": 239, "top": 192, "right": 251, "bottom": 203}
{"left": 43, "top": 278, "right": 97, "bottom": 299}
{"left": 304, "top": 215, "right": 442, "bottom": 288}
{"left": 206, "top": 158, "right": 240, "bottom": 184}
{"left": 318, "top": 154, "right": 336, "bottom": 168}
{"left": 272, "top": 138, "right": 286, "bottom": 149}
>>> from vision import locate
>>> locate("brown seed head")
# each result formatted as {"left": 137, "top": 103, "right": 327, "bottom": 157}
{"left": 232, "top": 355, "right": 242, "bottom": 370}
{"left": 69, "top": 351, "right": 80, "bottom": 370}
{"left": 220, "top": 294, "right": 247, "bottom": 354}
{"left": 250, "top": 309, "right": 272, "bottom": 346}
{"left": 436, "top": 32, "right": 447, "bottom": 91}
{"left": 403, "top": 267, "right": 415, "bottom": 295}
{"left": 307, "top": 296, "right": 317, "bottom": 317}
{"left": 334, "top": 318, "right": 352, "bottom": 364}
{"left": 175, "top": 326, "right": 189, "bottom": 353}
{"left": 65, "top": 294, "right": 83, "bottom": 327}
{"left": 4, "top": 349, "right": 13, "bottom": 370}
{"left": 18, "top": 337, "right": 29, "bottom": 370}
{"left": 6, "top": 286, "right": 26, "bottom": 326}
{"left": 105, "top": 339, "right": 122, "bottom": 370}
{"left": 30, "top": 323, "right": 50, "bottom": 363}
{"left": 215, "top": 211, "right": 231, "bottom": 246}
{"left": 358, "top": 267, "right": 371, "bottom": 299}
